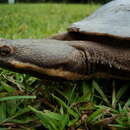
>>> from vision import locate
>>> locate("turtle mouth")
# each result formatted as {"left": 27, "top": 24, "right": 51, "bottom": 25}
{"left": 9, "top": 60, "right": 86, "bottom": 80}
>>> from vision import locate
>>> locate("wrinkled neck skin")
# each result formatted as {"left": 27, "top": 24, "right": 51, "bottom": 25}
{"left": 51, "top": 32, "right": 130, "bottom": 80}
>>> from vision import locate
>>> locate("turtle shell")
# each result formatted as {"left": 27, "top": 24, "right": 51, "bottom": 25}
{"left": 69, "top": 0, "right": 130, "bottom": 42}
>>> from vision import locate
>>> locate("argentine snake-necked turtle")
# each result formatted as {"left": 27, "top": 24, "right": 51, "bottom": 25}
{"left": 0, "top": 0, "right": 130, "bottom": 80}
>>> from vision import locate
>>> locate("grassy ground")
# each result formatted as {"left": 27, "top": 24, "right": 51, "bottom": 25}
{"left": 0, "top": 3, "right": 130, "bottom": 130}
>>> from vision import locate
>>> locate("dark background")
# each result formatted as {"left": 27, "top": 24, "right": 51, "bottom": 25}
{"left": 0, "top": 0, "right": 111, "bottom": 4}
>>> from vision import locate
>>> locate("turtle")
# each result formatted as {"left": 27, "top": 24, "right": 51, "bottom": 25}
{"left": 0, "top": 0, "right": 129, "bottom": 80}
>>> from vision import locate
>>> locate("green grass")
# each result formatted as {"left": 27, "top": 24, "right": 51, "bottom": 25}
{"left": 0, "top": 3, "right": 130, "bottom": 130}
{"left": 0, "top": 3, "right": 98, "bottom": 39}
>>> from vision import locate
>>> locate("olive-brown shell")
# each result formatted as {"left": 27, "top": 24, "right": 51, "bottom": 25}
{"left": 69, "top": 0, "right": 130, "bottom": 41}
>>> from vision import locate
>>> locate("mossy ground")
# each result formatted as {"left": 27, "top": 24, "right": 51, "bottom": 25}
{"left": 0, "top": 3, "right": 130, "bottom": 130}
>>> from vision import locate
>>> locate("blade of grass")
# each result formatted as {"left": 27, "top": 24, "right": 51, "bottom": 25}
{"left": 86, "top": 107, "right": 104, "bottom": 123}
{"left": 0, "top": 96, "right": 36, "bottom": 102}
{"left": 52, "top": 94, "right": 79, "bottom": 118}
{"left": 0, "top": 102, "right": 6, "bottom": 121}
{"left": 112, "top": 81, "right": 116, "bottom": 109}
{"left": 0, "top": 107, "right": 30, "bottom": 125}
{"left": 112, "top": 83, "right": 129, "bottom": 109}
{"left": 28, "top": 106, "right": 68, "bottom": 130}
{"left": 92, "top": 80, "right": 110, "bottom": 106}
{"left": 78, "top": 82, "right": 93, "bottom": 103}
{"left": 0, "top": 81, "right": 15, "bottom": 93}
{"left": 116, "top": 85, "right": 129, "bottom": 103}
{"left": 67, "top": 85, "right": 76, "bottom": 106}
{"left": 123, "top": 98, "right": 130, "bottom": 109}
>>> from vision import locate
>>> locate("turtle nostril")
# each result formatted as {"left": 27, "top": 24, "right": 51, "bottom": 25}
{"left": 0, "top": 45, "right": 14, "bottom": 56}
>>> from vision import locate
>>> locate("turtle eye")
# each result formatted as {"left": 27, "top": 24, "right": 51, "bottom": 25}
{"left": 0, "top": 45, "right": 13, "bottom": 56}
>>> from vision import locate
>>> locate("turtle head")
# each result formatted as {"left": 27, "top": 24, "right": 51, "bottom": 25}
{"left": 0, "top": 39, "right": 86, "bottom": 80}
